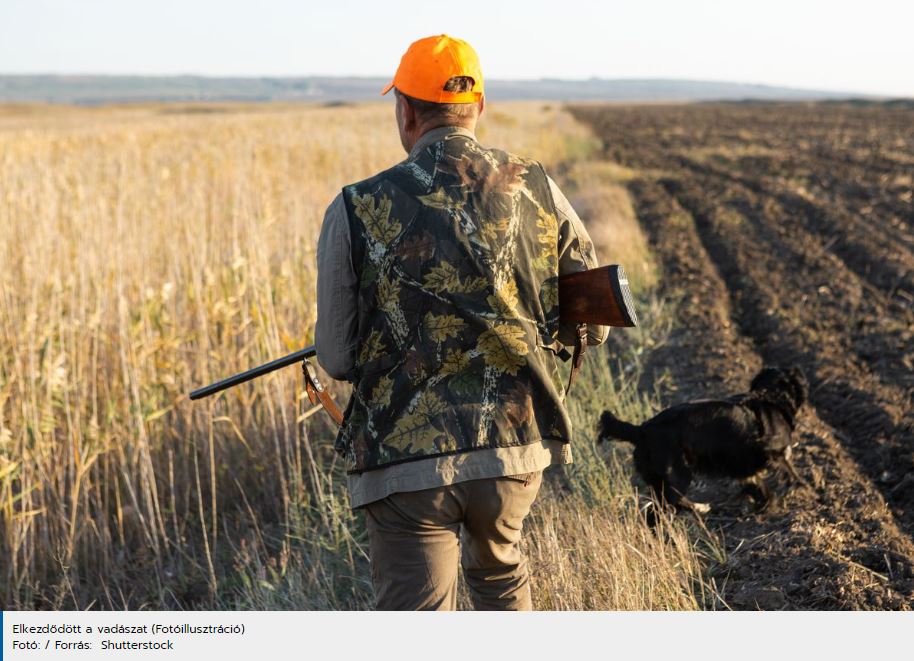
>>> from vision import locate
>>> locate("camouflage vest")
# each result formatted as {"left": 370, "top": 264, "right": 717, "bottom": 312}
{"left": 337, "top": 132, "right": 570, "bottom": 473}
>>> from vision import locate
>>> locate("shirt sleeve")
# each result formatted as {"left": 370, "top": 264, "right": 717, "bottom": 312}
{"left": 548, "top": 175, "right": 609, "bottom": 347}
{"left": 315, "top": 192, "right": 360, "bottom": 380}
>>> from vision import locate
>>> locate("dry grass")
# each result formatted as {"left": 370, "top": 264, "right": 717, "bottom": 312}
{"left": 562, "top": 160, "right": 658, "bottom": 295}
{"left": 0, "top": 101, "right": 716, "bottom": 609}
{"left": 528, "top": 489, "right": 713, "bottom": 610}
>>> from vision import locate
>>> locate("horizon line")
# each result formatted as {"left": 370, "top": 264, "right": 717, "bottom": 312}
{"left": 0, "top": 72, "right": 896, "bottom": 99}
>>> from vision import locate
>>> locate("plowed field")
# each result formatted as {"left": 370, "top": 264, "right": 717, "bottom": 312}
{"left": 571, "top": 103, "right": 914, "bottom": 609}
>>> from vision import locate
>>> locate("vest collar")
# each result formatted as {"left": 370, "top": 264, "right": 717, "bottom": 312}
{"left": 408, "top": 126, "right": 477, "bottom": 159}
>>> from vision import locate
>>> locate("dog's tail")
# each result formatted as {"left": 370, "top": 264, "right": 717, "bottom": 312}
{"left": 598, "top": 410, "right": 643, "bottom": 444}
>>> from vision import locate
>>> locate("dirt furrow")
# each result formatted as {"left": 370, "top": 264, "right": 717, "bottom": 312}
{"left": 624, "top": 178, "right": 759, "bottom": 396}
{"left": 673, "top": 155, "right": 914, "bottom": 306}
{"left": 668, "top": 160, "right": 914, "bottom": 401}
{"left": 688, "top": 151, "right": 914, "bottom": 256}
{"left": 663, "top": 174, "right": 914, "bottom": 531}
{"left": 796, "top": 186, "right": 913, "bottom": 259}
{"left": 628, "top": 177, "right": 914, "bottom": 608}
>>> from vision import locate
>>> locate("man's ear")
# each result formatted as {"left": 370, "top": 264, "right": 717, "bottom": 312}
{"left": 397, "top": 94, "right": 417, "bottom": 132}
{"left": 477, "top": 95, "right": 485, "bottom": 118}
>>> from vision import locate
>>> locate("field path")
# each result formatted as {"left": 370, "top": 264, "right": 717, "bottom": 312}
{"left": 571, "top": 104, "right": 914, "bottom": 609}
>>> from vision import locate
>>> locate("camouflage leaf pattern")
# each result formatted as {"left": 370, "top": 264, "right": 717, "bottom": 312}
{"left": 358, "top": 329, "right": 386, "bottom": 365}
{"left": 477, "top": 324, "right": 528, "bottom": 375}
{"left": 337, "top": 133, "right": 571, "bottom": 473}
{"left": 386, "top": 391, "right": 449, "bottom": 453}
{"left": 441, "top": 348, "right": 470, "bottom": 375}
{"left": 425, "top": 313, "right": 467, "bottom": 343}
{"left": 486, "top": 280, "right": 520, "bottom": 318}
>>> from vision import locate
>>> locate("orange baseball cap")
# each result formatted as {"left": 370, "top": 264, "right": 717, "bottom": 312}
{"left": 381, "top": 34, "right": 484, "bottom": 104}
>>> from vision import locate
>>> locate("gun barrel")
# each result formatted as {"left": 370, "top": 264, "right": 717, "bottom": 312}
{"left": 189, "top": 345, "right": 317, "bottom": 400}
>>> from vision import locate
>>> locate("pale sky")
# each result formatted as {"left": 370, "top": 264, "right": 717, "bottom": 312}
{"left": 1, "top": 0, "right": 912, "bottom": 97}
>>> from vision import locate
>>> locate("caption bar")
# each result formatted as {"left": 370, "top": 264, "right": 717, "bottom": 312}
{"left": 3, "top": 611, "right": 913, "bottom": 661}
{"left": 9, "top": 621, "right": 243, "bottom": 652}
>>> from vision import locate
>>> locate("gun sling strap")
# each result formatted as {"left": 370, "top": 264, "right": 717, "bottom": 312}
{"left": 302, "top": 357, "right": 345, "bottom": 425}
{"left": 566, "top": 323, "right": 588, "bottom": 398}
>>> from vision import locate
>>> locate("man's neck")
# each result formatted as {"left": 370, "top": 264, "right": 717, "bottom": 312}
{"left": 408, "top": 125, "right": 477, "bottom": 158}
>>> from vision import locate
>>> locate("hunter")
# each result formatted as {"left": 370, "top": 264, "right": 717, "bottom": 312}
{"left": 315, "top": 34, "right": 606, "bottom": 610}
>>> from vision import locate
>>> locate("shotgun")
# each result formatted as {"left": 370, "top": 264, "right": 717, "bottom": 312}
{"left": 189, "top": 344, "right": 344, "bottom": 423}
{"left": 188, "top": 264, "right": 636, "bottom": 412}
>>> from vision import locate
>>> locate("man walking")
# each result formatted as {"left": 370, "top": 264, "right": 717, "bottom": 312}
{"left": 315, "top": 34, "right": 605, "bottom": 610}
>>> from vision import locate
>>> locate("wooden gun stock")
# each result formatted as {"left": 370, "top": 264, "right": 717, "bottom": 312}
{"left": 559, "top": 264, "right": 638, "bottom": 327}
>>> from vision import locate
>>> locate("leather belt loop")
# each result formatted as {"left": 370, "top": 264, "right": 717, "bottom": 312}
{"left": 302, "top": 357, "right": 345, "bottom": 426}
{"left": 565, "top": 323, "right": 588, "bottom": 399}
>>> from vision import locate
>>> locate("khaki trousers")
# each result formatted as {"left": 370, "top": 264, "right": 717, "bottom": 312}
{"left": 364, "top": 471, "right": 543, "bottom": 611}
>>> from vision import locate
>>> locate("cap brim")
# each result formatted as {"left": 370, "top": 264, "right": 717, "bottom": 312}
{"left": 380, "top": 81, "right": 395, "bottom": 96}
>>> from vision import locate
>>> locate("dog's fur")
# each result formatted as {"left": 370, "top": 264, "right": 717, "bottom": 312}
{"left": 598, "top": 367, "right": 808, "bottom": 516}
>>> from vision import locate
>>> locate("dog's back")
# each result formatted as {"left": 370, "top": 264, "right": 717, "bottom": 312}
{"left": 603, "top": 402, "right": 768, "bottom": 478}
{"left": 669, "top": 401, "right": 768, "bottom": 477}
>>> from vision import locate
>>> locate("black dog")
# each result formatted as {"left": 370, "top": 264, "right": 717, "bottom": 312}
{"left": 598, "top": 367, "right": 808, "bottom": 517}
